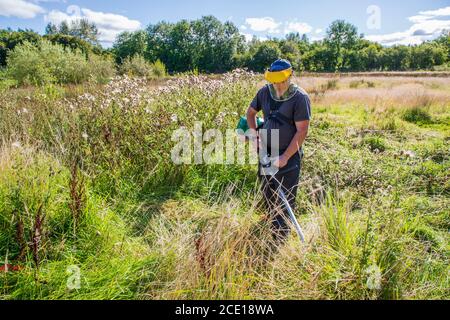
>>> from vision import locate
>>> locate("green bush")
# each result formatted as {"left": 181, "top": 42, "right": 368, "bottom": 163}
{"left": 88, "top": 54, "right": 115, "bottom": 84}
{"left": 6, "top": 41, "right": 55, "bottom": 85}
{"left": 151, "top": 59, "right": 167, "bottom": 78}
{"left": 0, "top": 78, "right": 17, "bottom": 92}
{"left": 6, "top": 40, "right": 114, "bottom": 86}
{"left": 402, "top": 107, "right": 432, "bottom": 124}
{"left": 119, "top": 54, "right": 153, "bottom": 78}
{"left": 120, "top": 55, "right": 167, "bottom": 79}
{"left": 363, "top": 135, "right": 387, "bottom": 152}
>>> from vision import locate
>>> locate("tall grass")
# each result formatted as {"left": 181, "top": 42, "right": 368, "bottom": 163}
{"left": 0, "top": 73, "right": 448, "bottom": 300}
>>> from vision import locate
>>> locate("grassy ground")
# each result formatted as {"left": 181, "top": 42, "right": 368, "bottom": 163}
{"left": 0, "top": 72, "right": 449, "bottom": 300}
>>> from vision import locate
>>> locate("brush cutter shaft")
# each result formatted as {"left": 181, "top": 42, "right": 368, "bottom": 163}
{"left": 278, "top": 187, "right": 305, "bottom": 242}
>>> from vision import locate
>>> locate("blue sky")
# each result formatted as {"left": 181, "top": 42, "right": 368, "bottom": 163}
{"left": 1, "top": 0, "right": 449, "bottom": 46}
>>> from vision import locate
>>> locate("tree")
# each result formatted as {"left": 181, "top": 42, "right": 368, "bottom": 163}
{"left": 325, "top": 20, "right": 361, "bottom": 71}
{"left": 247, "top": 41, "right": 281, "bottom": 72}
{"left": 381, "top": 45, "right": 411, "bottom": 71}
{"left": 302, "top": 41, "right": 335, "bottom": 72}
{"left": 361, "top": 42, "right": 383, "bottom": 71}
{"left": 145, "top": 16, "right": 245, "bottom": 73}
{"left": 286, "top": 32, "right": 301, "bottom": 43}
{"left": 112, "top": 17, "right": 450, "bottom": 73}
{"left": 410, "top": 43, "right": 446, "bottom": 70}
{"left": 433, "top": 30, "right": 450, "bottom": 62}
{"left": 44, "top": 33, "right": 99, "bottom": 56}
{"left": 59, "top": 21, "right": 70, "bottom": 35}
{"left": 191, "top": 16, "right": 245, "bottom": 72}
{"left": 113, "top": 30, "right": 148, "bottom": 64}
{"left": 279, "top": 40, "right": 302, "bottom": 70}
{"left": 71, "top": 19, "right": 99, "bottom": 44}
{"left": 146, "top": 20, "right": 198, "bottom": 72}
{"left": 47, "top": 19, "right": 99, "bottom": 45}
{"left": 45, "top": 23, "right": 58, "bottom": 35}
{"left": 0, "top": 29, "right": 41, "bottom": 66}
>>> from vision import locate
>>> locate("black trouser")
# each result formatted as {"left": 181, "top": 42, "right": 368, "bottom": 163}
{"left": 258, "top": 150, "right": 302, "bottom": 243}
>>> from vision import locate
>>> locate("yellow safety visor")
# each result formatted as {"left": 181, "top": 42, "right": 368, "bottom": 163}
{"left": 264, "top": 68, "right": 293, "bottom": 84}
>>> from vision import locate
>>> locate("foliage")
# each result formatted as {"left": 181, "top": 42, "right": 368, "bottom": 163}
{"left": 44, "top": 33, "right": 102, "bottom": 56}
{"left": 119, "top": 55, "right": 167, "bottom": 79}
{"left": 113, "top": 30, "right": 148, "bottom": 64}
{"left": 246, "top": 41, "right": 282, "bottom": 72}
{"left": 6, "top": 40, "right": 114, "bottom": 86}
{"left": 45, "top": 19, "right": 99, "bottom": 45}
{"left": 144, "top": 16, "right": 245, "bottom": 73}
{"left": 112, "top": 18, "right": 450, "bottom": 73}
{"left": 1, "top": 19, "right": 449, "bottom": 77}
{"left": 0, "top": 29, "right": 41, "bottom": 66}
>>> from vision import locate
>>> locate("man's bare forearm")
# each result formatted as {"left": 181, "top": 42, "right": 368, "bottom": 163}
{"left": 246, "top": 107, "right": 257, "bottom": 131}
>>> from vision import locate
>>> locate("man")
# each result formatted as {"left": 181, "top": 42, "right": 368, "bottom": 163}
{"left": 246, "top": 59, "right": 311, "bottom": 244}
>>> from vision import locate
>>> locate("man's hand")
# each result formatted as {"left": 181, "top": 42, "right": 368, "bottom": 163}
{"left": 273, "top": 154, "right": 289, "bottom": 168}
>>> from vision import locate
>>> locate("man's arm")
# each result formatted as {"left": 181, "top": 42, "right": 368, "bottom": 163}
{"left": 246, "top": 106, "right": 258, "bottom": 131}
{"left": 274, "top": 120, "right": 310, "bottom": 168}
{"left": 246, "top": 106, "right": 258, "bottom": 140}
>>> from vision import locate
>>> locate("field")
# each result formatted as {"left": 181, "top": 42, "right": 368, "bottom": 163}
{"left": 0, "top": 71, "right": 449, "bottom": 300}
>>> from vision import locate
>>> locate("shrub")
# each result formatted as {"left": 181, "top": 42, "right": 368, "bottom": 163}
{"left": 6, "top": 40, "right": 114, "bottom": 86}
{"left": 402, "top": 107, "right": 432, "bottom": 124}
{"left": 6, "top": 41, "right": 55, "bottom": 86}
{"left": 310, "top": 79, "right": 339, "bottom": 99}
{"left": 378, "top": 117, "right": 398, "bottom": 131}
{"left": 0, "top": 78, "right": 17, "bottom": 92}
{"left": 87, "top": 54, "right": 115, "bottom": 84}
{"left": 349, "top": 80, "right": 362, "bottom": 88}
{"left": 119, "top": 54, "right": 153, "bottom": 78}
{"left": 151, "top": 59, "right": 167, "bottom": 78}
{"left": 120, "top": 55, "right": 167, "bottom": 79}
{"left": 325, "top": 79, "right": 338, "bottom": 90}
{"left": 363, "top": 135, "right": 387, "bottom": 152}
{"left": 350, "top": 79, "right": 376, "bottom": 89}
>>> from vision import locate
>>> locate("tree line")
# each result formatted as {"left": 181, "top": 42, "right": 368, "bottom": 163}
{"left": 113, "top": 17, "right": 449, "bottom": 73}
{"left": 1, "top": 16, "right": 449, "bottom": 75}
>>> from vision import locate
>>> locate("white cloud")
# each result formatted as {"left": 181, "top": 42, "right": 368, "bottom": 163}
{"left": 245, "top": 17, "right": 281, "bottom": 33}
{"left": 365, "top": 31, "right": 425, "bottom": 46}
{"left": 242, "top": 17, "right": 313, "bottom": 40}
{"left": 240, "top": 32, "right": 271, "bottom": 42}
{"left": 45, "top": 5, "right": 141, "bottom": 44}
{"left": 310, "top": 35, "right": 325, "bottom": 42}
{"left": 409, "top": 6, "right": 450, "bottom": 23}
{"left": 315, "top": 28, "right": 323, "bottom": 34}
{"left": 284, "top": 21, "right": 313, "bottom": 34}
{"left": 240, "top": 32, "right": 253, "bottom": 42}
{"left": 366, "top": 6, "right": 450, "bottom": 46}
{"left": 258, "top": 36, "right": 269, "bottom": 41}
{"left": 0, "top": 0, "right": 45, "bottom": 19}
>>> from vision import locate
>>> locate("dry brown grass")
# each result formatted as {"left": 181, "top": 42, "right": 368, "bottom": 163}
{"left": 291, "top": 76, "right": 450, "bottom": 109}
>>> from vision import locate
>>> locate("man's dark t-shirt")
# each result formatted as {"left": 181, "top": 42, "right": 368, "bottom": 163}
{"left": 250, "top": 84, "right": 311, "bottom": 152}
